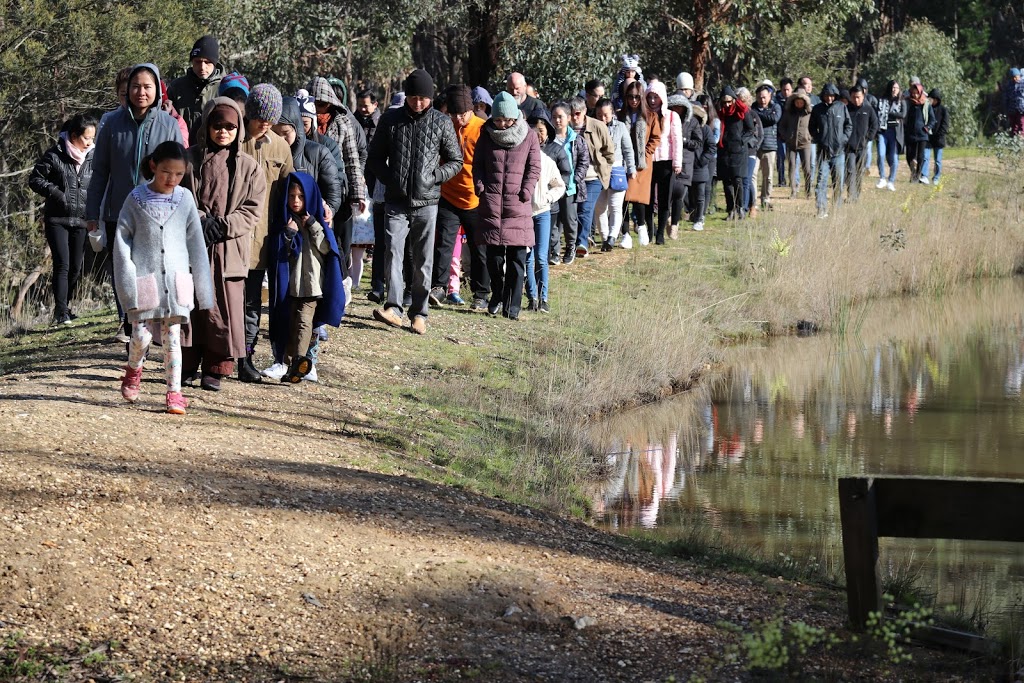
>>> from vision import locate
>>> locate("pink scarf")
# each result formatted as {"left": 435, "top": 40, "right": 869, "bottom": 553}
{"left": 60, "top": 132, "right": 90, "bottom": 171}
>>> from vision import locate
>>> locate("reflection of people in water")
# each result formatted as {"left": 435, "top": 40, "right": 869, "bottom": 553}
{"left": 1005, "top": 337, "right": 1024, "bottom": 397}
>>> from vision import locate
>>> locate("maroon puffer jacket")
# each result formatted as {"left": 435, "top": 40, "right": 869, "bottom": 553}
{"left": 473, "top": 122, "right": 541, "bottom": 247}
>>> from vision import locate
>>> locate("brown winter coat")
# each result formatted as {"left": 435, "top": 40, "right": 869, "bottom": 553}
{"left": 180, "top": 97, "right": 267, "bottom": 364}
{"left": 780, "top": 91, "right": 814, "bottom": 150}
{"left": 182, "top": 98, "right": 267, "bottom": 279}
{"left": 473, "top": 119, "right": 542, "bottom": 247}
{"left": 582, "top": 116, "right": 615, "bottom": 189}
{"left": 624, "top": 111, "right": 662, "bottom": 205}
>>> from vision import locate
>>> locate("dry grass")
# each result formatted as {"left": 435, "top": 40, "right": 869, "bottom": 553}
{"left": 733, "top": 169, "right": 1024, "bottom": 332}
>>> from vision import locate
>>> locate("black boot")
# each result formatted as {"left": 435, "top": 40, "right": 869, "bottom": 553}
{"left": 237, "top": 354, "right": 262, "bottom": 383}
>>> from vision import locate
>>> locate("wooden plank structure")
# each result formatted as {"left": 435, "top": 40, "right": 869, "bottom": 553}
{"left": 838, "top": 476, "right": 1024, "bottom": 631}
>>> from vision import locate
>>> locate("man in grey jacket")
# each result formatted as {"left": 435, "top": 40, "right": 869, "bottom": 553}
{"left": 809, "top": 84, "right": 852, "bottom": 219}
{"left": 367, "top": 69, "right": 463, "bottom": 335}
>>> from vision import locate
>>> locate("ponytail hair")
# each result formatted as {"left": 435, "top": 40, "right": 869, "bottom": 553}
{"left": 141, "top": 140, "right": 188, "bottom": 180}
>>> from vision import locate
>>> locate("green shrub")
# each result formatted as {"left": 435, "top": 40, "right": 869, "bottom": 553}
{"left": 861, "top": 20, "right": 978, "bottom": 145}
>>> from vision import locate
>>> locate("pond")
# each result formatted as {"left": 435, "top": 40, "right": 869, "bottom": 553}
{"left": 593, "top": 278, "right": 1024, "bottom": 625}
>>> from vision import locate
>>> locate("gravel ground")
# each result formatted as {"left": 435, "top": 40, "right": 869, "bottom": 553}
{"left": 0, "top": 298, "right": 995, "bottom": 682}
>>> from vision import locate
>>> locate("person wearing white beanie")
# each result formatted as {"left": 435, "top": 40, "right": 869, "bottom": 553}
{"left": 675, "top": 72, "right": 696, "bottom": 102}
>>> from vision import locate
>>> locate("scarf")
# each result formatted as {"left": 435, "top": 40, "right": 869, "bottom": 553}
{"left": 317, "top": 112, "right": 332, "bottom": 136}
{"left": 60, "top": 132, "right": 89, "bottom": 171}
{"left": 486, "top": 115, "right": 528, "bottom": 149}
{"left": 717, "top": 100, "right": 748, "bottom": 148}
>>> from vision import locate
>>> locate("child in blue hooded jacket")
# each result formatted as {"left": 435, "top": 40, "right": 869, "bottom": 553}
{"left": 264, "top": 172, "right": 346, "bottom": 383}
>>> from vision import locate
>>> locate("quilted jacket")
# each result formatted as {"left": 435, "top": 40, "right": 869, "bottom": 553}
{"left": 29, "top": 136, "right": 94, "bottom": 228}
{"left": 367, "top": 105, "right": 463, "bottom": 209}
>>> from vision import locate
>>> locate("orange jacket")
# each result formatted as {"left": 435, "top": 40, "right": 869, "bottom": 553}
{"left": 441, "top": 115, "right": 484, "bottom": 210}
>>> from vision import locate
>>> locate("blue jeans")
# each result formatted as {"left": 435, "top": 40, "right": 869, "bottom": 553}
{"left": 878, "top": 130, "right": 899, "bottom": 183}
{"left": 815, "top": 152, "right": 845, "bottom": 213}
{"left": 865, "top": 139, "right": 873, "bottom": 172}
{"left": 776, "top": 140, "right": 788, "bottom": 183}
{"left": 526, "top": 211, "right": 552, "bottom": 303}
{"left": 922, "top": 147, "right": 943, "bottom": 182}
{"left": 575, "top": 179, "right": 603, "bottom": 251}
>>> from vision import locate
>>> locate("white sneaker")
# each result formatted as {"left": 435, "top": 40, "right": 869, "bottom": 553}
{"left": 918, "top": 177, "right": 931, "bottom": 185}
{"left": 262, "top": 362, "right": 287, "bottom": 380}
{"left": 619, "top": 232, "right": 633, "bottom": 249}
{"left": 817, "top": 210, "right": 829, "bottom": 219}
{"left": 638, "top": 225, "right": 650, "bottom": 246}
{"left": 302, "top": 364, "right": 318, "bottom": 382}
{"left": 693, "top": 221, "right": 704, "bottom": 231}
{"left": 886, "top": 181, "right": 896, "bottom": 192}
{"left": 875, "top": 178, "right": 887, "bottom": 189}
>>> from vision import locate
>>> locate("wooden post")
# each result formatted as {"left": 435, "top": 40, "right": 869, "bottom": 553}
{"left": 838, "top": 477, "right": 882, "bottom": 630}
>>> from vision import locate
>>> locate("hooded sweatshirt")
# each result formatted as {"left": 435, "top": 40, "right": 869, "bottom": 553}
{"left": 779, "top": 90, "right": 813, "bottom": 149}
{"left": 809, "top": 84, "right": 852, "bottom": 157}
{"left": 87, "top": 63, "right": 184, "bottom": 223}
{"left": 927, "top": 89, "right": 949, "bottom": 149}
{"left": 279, "top": 96, "right": 344, "bottom": 214}
{"left": 647, "top": 81, "right": 682, "bottom": 168}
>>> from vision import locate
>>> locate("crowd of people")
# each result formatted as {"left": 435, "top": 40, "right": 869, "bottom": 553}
{"left": 25, "top": 35, "right": 1024, "bottom": 413}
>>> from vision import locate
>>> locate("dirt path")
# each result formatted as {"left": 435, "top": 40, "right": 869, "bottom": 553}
{"left": 0, "top": 310, "right": 862, "bottom": 682}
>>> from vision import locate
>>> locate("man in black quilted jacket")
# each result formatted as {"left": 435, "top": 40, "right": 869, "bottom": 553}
{"left": 367, "top": 69, "right": 463, "bottom": 335}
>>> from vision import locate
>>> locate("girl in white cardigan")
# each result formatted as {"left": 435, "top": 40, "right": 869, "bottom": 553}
{"left": 111, "top": 141, "right": 214, "bottom": 414}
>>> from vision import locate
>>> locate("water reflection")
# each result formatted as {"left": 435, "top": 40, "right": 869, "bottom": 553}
{"left": 594, "top": 279, "right": 1024, "bottom": 616}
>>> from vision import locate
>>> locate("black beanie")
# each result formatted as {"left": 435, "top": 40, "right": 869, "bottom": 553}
{"left": 404, "top": 69, "right": 435, "bottom": 99}
{"left": 190, "top": 35, "right": 219, "bottom": 63}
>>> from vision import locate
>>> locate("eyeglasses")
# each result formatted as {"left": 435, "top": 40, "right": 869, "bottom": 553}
{"left": 627, "top": 95, "right": 641, "bottom": 101}
{"left": 211, "top": 122, "right": 238, "bottom": 131}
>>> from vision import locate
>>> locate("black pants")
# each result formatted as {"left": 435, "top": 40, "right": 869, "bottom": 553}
{"left": 553, "top": 195, "right": 577, "bottom": 260}
{"left": 332, "top": 205, "right": 353, "bottom": 277}
{"left": 906, "top": 140, "right": 926, "bottom": 181}
{"left": 44, "top": 222, "right": 85, "bottom": 320}
{"left": 670, "top": 173, "right": 690, "bottom": 227}
{"left": 104, "top": 220, "right": 125, "bottom": 320}
{"left": 689, "top": 181, "right": 707, "bottom": 223}
{"left": 723, "top": 177, "right": 744, "bottom": 216}
{"left": 706, "top": 176, "right": 717, "bottom": 214}
{"left": 844, "top": 149, "right": 868, "bottom": 203}
{"left": 434, "top": 198, "right": 488, "bottom": 300}
{"left": 486, "top": 245, "right": 528, "bottom": 319}
{"left": 369, "top": 202, "right": 388, "bottom": 296}
{"left": 645, "top": 161, "right": 674, "bottom": 244}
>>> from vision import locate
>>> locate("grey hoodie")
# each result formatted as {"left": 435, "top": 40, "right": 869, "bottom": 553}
{"left": 87, "top": 63, "right": 184, "bottom": 223}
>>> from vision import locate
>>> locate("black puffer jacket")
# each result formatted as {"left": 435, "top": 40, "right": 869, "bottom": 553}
{"left": 29, "top": 136, "right": 94, "bottom": 227}
{"left": 754, "top": 101, "right": 781, "bottom": 153}
{"left": 280, "top": 97, "right": 344, "bottom": 213}
{"left": 809, "top": 85, "right": 852, "bottom": 157}
{"left": 367, "top": 105, "right": 463, "bottom": 208}
{"left": 678, "top": 113, "right": 703, "bottom": 184}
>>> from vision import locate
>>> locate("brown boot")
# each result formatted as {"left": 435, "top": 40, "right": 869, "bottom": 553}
{"left": 373, "top": 307, "right": 403, "bottom": 328}
{"left": 411, "top": 316, "right": 427, "bottom": 335}
{"left": 748, "top": 206, "right": 759, "bottom": 219}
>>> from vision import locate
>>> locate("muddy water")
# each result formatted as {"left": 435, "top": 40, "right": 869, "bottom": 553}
{"left": 594, "top": 278, "right": 1024, "bottom": 619}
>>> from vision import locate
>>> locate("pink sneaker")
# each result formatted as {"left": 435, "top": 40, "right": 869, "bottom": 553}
{"left": 166, "top": 391, "right": 188, "bottom": 415}
{"left": 120, "top": 365, "right": 143, "bottom": 403}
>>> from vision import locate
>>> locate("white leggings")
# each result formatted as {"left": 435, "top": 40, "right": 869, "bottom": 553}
{"left": 128, "top": 318, "right": 182, "bottom": 392}
{"left": 350, "top": 246, "right": 367, "bottom": 289}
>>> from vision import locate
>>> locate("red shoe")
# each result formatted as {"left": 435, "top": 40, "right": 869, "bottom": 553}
{"left": 120, "top": 365, "right": 143, "bottom": 403}
{"left": 166, "top": 391, "right": 188, "bottom": 415}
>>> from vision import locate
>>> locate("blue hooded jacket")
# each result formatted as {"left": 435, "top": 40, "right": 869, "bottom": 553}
{"left": 268, "top": 172, "right": 346, "bottom": 360}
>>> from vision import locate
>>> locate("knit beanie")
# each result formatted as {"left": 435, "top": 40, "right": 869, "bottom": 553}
{"left": 1012, "top": 68, "right": 1022, "bottom": 78}
{"left": 295, "top": 88, "right": 317, "bottom": 121}
{"left": 245, "top": 83, "right": 283, "bottom": 124}
{"left": 491, "top": 91, "right": 519, "bottom": 119}
{"left": 471, "top": 86, "right": 493, "bottom": 107}
{"left": 909, "top": 76, "right": 922, "bottom": 86}
{"left": 676, "top": 72, "right": 695, "bottom": 91}
{"left": 219, "top": 73, "right": 249, "bottom": 98}
{"left": 446, "top": 85, "right": 473, "bottom": 114}
{"left": 389, "top": 92, "right": 406, "bottom": 109}
{"left": 190, "top": 35, "right": 219, "bottom": 63}
{"left": 403, "top": 69, "right": 435, "bottom": 99}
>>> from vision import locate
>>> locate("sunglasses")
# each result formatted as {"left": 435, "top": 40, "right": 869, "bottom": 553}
{"left": 627, "top": 94, "right": 641, "bottom": 101}
{"left": 211, "top": 122, "right": 238, "bottom": 131}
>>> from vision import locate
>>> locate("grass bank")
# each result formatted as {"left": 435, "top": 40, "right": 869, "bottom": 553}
{"left": 2, "top": 154, "right": 1022, "bottom": 518}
